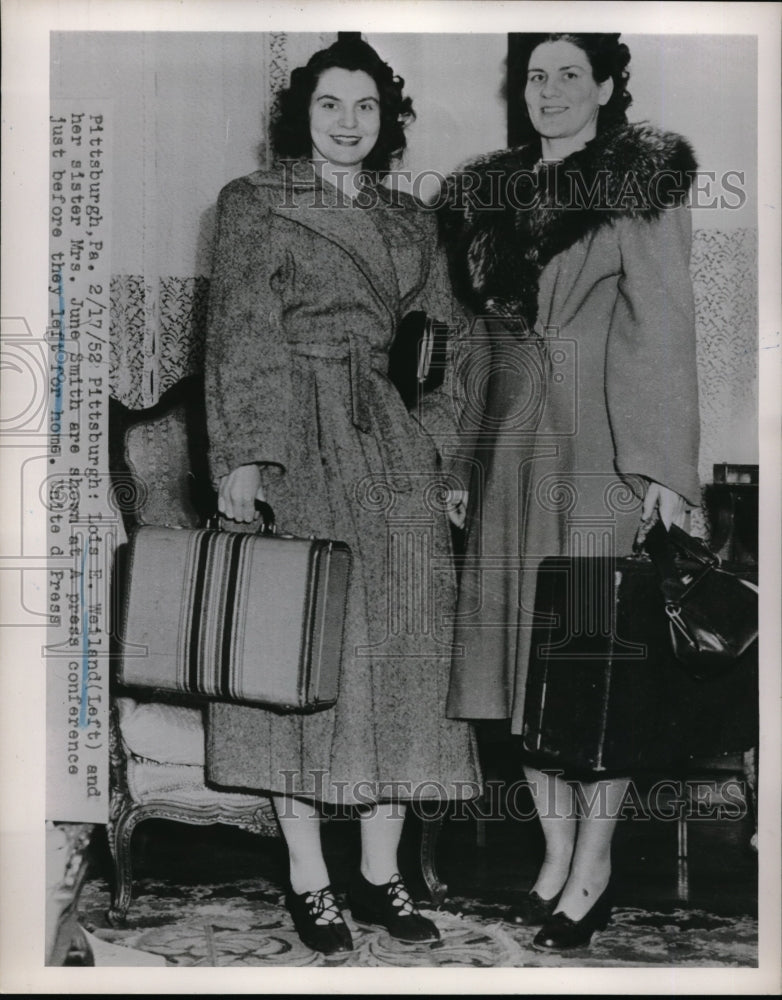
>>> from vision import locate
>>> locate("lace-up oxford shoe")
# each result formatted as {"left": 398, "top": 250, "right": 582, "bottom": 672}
{"left": 349, "top": 871, "right": 440, "bottom": 943}
{"left": 285, "top": 885, "right": 354, "bottom": 955}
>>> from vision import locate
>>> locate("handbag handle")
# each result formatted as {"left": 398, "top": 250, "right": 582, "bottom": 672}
{"left": 643, "top": 521, "right": 720, "bottom": 600}
{"left": 665, "top": 523, "right": 721, "bottom": 567}
{"left": 207, "top": 500, "right": 277, "bottom": 535}
{"left": 643, "top": 521, "right": 681, "bottom": 598}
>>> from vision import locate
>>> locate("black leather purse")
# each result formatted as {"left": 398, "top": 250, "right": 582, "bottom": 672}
{"left": 387, "top": 310, "right": 448, "bottom": 410}
{"left": 644, "top": 521, "right": 758, "bottom": 680}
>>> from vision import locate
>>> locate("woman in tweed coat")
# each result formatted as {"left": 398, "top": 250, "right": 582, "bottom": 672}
{"left": 204, "top": 39, "right": 479, "bottom": 954}
{"left": 441, "top": 34, "right": 700, "bottom": 949}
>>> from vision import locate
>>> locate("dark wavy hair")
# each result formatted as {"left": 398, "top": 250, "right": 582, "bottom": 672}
{"left": 270, "top": 38, "right": 415, "bottom": 176}
{"left": 509, "top": 33, "right": 632, "bottom": 145}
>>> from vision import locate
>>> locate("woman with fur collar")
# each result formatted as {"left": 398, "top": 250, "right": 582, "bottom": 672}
{"left": 441, "top": 34, "right": 700, "bottom": 950}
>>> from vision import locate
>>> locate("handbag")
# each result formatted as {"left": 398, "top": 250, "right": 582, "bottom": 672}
{"left": 643, "top": 520, "right": 758, "bottom": 680}
{"left": 387, "top": 310, "right": 448, "bottom": 409}
{"left": 119, "top": 503, "right": 352, "bottom": 711}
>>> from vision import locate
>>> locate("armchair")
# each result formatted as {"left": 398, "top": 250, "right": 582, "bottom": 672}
{"left": 107, "top": 376, "right": 279, "bottom": 924}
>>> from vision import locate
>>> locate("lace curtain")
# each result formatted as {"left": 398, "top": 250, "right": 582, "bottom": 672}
{"left": 692, "top": 228, "right": 758, "bottom": 479}
{"left": 96, "top": 31, "right": 336, "bottom": 409}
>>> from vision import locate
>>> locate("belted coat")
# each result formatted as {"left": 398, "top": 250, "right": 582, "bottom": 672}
{"left": 204, "top": 164, "right": 480, "bottom": 804}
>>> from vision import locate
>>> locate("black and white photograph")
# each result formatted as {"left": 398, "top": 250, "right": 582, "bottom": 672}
{"left": 1, "top": 0, "right": 780, "bottom": 993}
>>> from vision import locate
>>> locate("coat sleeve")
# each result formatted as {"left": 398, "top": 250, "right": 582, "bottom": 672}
{"left": 204, "top": 180, "right": 292, "bottom": 484}
{"left": 607, "top": 205, "right": 701, "bottom": 506}
{"left": 405, "top": 210, "right": 470, "bottom": 466}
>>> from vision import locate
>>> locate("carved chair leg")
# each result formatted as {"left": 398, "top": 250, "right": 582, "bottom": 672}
{"left": 106, "top": 795, "right": 142, "bottom": 927}
{"left": 419, "top": 815, "right": 447, "bottom": 906}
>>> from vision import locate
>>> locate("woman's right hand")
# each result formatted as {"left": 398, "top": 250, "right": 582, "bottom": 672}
{"left": 641, "top": 480, "right": 688, "bottom": 530}
{"left": 218, "top": 464, "right": 265, "bottom": 523}
{"left": 446, "top": 489, "right": 469, "bottom": 529}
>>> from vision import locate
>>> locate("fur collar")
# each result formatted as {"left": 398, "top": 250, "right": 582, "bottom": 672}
{"left": 439, "top": 122, "right": 698, "bottom": 324}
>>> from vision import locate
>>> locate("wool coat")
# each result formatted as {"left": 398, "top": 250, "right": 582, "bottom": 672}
{"left": 441, "top": 124, "right": 702, "bottom": 734}
{"left": 203, "top": 163, "right": 480, "bottom": 804}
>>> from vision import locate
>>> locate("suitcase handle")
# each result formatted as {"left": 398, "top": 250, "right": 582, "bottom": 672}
{"left": 207, "top": 500, "right": 277, "bottom": 535}
{"left": 254, "top": 500, "right": 276, "bottom": 535}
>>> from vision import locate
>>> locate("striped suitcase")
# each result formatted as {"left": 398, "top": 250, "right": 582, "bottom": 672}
{"left": 118, "top": 524, "right": 351, "bottom": 711}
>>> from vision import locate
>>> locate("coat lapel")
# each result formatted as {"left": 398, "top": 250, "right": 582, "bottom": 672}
{"left": 263, "top": 165, "right": 399, "bottom": 320}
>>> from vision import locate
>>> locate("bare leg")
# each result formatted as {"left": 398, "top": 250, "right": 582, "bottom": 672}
{"left": 272, "top": 794, "right": 330, "bottom": 895}
{"left": 523, "top": 766, "right": 577, "bottom": 900}
{"left": 555, "top": 777, "right": 629, "bottom": 922}
{"left": 273, "top": 795, "right": 353, "bottom": 952}
{"left": 354, "top": 802, "right": 438, "bottom": 938}
{"left": 359, "top": 802, "right": 407, "bottom": 884}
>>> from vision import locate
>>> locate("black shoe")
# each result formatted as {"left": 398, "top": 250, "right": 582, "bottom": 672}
{"left": 509, "top": 888, "right": 563, "bottom": 927}
{"left": 349, "top": 872, "right": 440, "bottom": 943}
{"left": 532, "top": 884, "right": 613, "bottom": 951}
{"left": 285, "top": 885, "right": 354, "bottom": 955}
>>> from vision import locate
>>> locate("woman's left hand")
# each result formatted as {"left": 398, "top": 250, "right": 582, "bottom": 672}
{"left": 642, "top": 481, "right": 687, "bottom": 530}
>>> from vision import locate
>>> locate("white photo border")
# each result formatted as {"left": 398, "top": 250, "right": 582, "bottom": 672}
{"left": 1, "top": 0, "right": 780, "bottom": 994}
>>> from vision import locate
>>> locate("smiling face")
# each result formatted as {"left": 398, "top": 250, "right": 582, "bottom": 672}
{"left": 309, "top": 67, "right": 381, "bottom": 169}
{"left": 524, "top": 40, "right": 613, "bottom": 153}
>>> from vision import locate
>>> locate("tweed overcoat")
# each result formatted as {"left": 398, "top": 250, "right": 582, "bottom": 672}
{"left": 203, "top": 164, "right": 480, "bottom": 804}
{"left": 441, "top": 124, "right": 702, "bottom": 734}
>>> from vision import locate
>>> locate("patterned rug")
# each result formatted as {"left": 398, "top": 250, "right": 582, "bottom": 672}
{"left": 78, "top": 876, "right": 757, "bottom": 967}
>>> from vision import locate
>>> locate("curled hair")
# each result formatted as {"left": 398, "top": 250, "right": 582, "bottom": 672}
{"left": 510, "top": 33, "right": 632, "bottom": 144}
{"left": 271, "top": 38, "right": 415, "bottom": 176}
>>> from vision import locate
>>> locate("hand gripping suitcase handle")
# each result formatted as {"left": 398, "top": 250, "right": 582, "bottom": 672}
{"left": 207, "top": 499, "right": 277, "bottom": 535}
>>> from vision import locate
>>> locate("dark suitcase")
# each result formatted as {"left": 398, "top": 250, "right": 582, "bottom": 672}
{"left": 119, "top": 524, "right": 351, "bottom": 711}
{"left": 521, "top": 556, "right": 758, "bottom": 772}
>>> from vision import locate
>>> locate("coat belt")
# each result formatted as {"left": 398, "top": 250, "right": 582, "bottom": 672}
{"left": 291, "top": 338, "right": 413, "bottom": 492}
